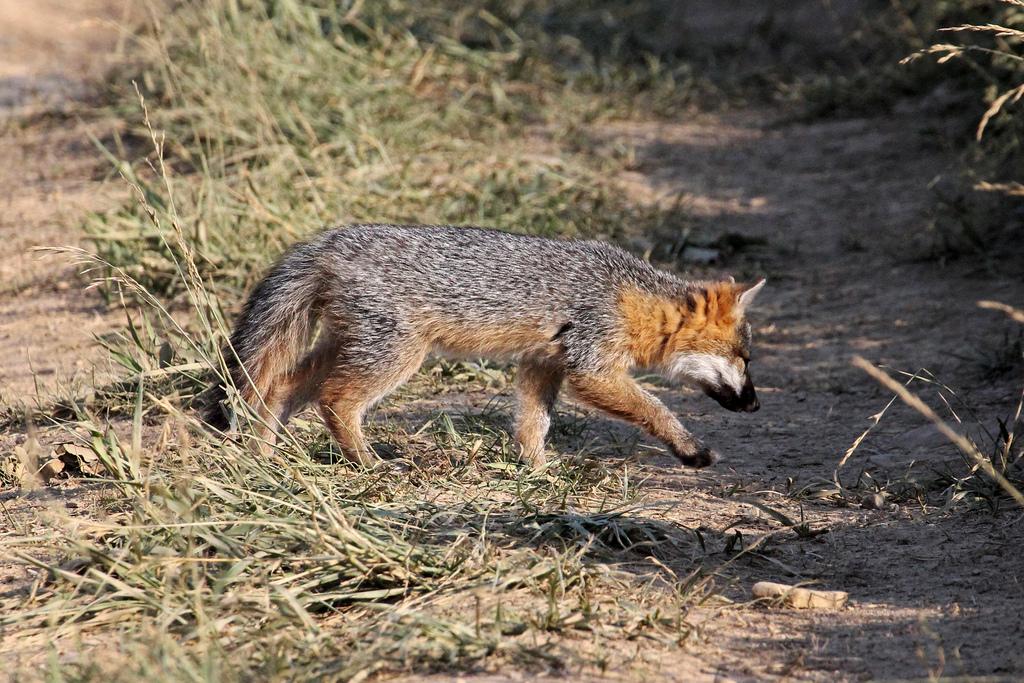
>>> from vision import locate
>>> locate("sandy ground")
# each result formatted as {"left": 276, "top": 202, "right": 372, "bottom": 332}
{"left": 0, "top": 0, "right": 128, "bottom": 402}
{"left": 2, "top": 3, "right": 1023, "bottom": 682}
{"left": 600, "top": 110, "right": 1024, "bottom": 680}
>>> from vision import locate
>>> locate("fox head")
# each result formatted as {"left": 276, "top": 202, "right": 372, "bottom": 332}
{"left": 668, "top": 279, "right": 764, "bottom": 412}
{"left": 621, "top": 278, "right": 766, "bottom": 413}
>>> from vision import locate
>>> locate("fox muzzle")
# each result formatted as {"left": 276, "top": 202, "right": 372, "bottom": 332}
{"left": 705, "top": 373, "right": 759, "bottom": 413}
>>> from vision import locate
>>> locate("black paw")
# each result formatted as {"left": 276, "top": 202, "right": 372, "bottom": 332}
{"left": 676, "top": 446, "right": 720, "bottom": 468}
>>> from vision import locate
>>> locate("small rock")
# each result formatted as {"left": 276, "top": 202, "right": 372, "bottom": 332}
{"left": 861, "top": 493, "right": 886, "bottom": 510}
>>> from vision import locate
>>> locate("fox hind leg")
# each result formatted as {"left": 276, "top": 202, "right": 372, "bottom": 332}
{"left": 241, "top": 339, "right": 338, "bottom": 454}
{"left": 316, "top": 339, "right": 428, "bottom": 467}
{"left": 318, "top": 397, "right": 374, "bottom": 467}
{"left": 273, "top": 338, "right": 339, "bottom": 430}
{"left": 514, "top": 360, "right": 564, "bottom": 467}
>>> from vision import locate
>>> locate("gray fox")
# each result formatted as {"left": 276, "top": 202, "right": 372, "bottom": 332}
{"left": 204, "top": 224, "right": 765, "bottom": 467}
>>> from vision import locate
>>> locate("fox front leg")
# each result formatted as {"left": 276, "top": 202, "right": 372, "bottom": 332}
{"left": 567, "top": 370, "right": 718, "bottom": 467}
{"left": 514, "top": 360, "right": 564, "bottom": 467}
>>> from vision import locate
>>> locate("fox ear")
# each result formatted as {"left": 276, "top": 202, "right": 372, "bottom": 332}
{"left": 736, "top": 278, "right": 766, "bottom": 314}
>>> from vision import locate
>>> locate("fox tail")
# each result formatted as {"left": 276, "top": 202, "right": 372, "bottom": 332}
{"left": 202, "top": 248, "right": 321, "bottom": 430}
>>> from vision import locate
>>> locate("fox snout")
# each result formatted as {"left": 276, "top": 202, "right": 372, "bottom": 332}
{"left": 668, "top": 352, "right": 761, "bottom": 414}
{"left": 705, "top": 373, "right": 760, "bottom": 413}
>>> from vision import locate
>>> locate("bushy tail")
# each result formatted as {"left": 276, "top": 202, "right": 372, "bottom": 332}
{"left": 203, "top": 247, "right": 321, "bottom": 430}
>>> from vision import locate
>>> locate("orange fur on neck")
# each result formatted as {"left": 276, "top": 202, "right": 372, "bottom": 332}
{"left": 618, "top": 282, "right": 741, "bottom": 367}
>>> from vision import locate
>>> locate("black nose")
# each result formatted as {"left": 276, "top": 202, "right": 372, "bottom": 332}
{"left": 739, "top": 373, "right": 759, "bottom": 413}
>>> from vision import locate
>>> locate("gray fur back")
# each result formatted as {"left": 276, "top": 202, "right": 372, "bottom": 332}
{"left": 281, "top": 224, "right": 697, "bottom": 371}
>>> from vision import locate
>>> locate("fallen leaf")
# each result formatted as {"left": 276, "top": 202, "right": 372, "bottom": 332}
{"left": 55, "top": 442, "right": 104, "bottom": 476}
{"left": 37, "top": 458, "right": 65, "bottom": 483}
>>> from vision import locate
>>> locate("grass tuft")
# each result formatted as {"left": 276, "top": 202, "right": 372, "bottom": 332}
{"left": 84, "top": 0, "right": 701, "bottom": 300}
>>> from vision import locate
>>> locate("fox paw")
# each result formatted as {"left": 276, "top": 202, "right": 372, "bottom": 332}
{"left": 676, "top": 446, "right": 719, "bottom": 468}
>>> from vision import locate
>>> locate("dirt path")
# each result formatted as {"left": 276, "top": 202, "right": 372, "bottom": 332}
{"left": 0, "top": 0, "right": 128, "bottom": 403}
{"left": 581, "top": 109, "right": 1024, "bottom": 680}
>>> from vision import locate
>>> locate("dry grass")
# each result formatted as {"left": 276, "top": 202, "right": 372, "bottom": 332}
{"left": 84, "top": 0, "right": 702, "bottom": 301}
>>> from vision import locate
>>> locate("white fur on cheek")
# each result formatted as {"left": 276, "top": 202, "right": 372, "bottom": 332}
{"left": 668, "top": 353, "right": 744, "bottom": 393}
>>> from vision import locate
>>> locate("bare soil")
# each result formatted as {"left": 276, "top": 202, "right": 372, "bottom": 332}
{"left": 2, "top": 3, "right": 1023, "bottom": 682}
{"left": 0, "top": 0, "right": 127, "bottom": 402}
{"left": 601, "top": 110, "right": 1024, "bottom": 681}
